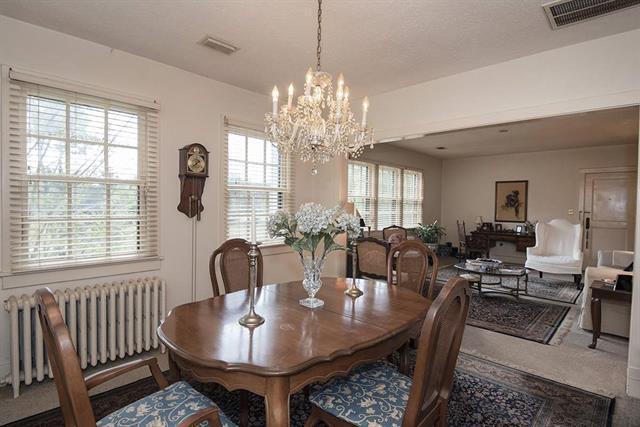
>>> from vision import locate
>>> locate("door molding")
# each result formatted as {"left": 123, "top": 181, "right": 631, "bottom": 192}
{"left": 579, "top": 166, "right": 637, "bottom": 174}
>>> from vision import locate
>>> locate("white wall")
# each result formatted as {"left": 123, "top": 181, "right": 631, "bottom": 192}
{"left": 0, "top": 15, "right": 344, "bottom": 380}
{"left": 357, "top": 144, "right": 442, "bottom": 225}
{"left": 441, "top": 144, "right": 637, "bottom": 261}
{"left": 369, "top": 29, "right": 640, "bottom": 140}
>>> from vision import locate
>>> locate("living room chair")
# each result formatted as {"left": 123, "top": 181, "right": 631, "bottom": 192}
{"left": 388, "top": 240, "right": 440, "bottom": 299}
{"left": 305, "top": 277, "right": 471, "bottom": 427}
{"left": 456, "top": 220, "right": 488, "bottom": 260}
{"left": 579, "top": 250, "right": 633, "bottom": 337}
{"left": 383, "top": 225, "right": 408, "bottom": 241}
{"left": 355, "top": 237, "right": 390, "bottom": 280}
{"left": 34, "top": 288, "right": 233, "bottom": 427}
{"left": 209, "top": 238, "right": 263, "bottom": 297}
{"left": 525, "top": 219, "right": 583, "bottom": 288}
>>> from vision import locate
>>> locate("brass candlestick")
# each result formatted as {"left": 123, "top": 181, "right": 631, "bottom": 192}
{"left": 239, "top": 242, "right": 265, "bottom": 327}
{"left": 345, "top": 241, "right": 363, "bottom": 298}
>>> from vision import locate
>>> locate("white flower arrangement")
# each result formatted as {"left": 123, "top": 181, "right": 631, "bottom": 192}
{"left": 267, "top": 203, "right": 361, "bottom": 259}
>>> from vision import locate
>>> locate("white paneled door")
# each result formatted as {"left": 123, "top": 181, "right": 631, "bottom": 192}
{"left": 582, "top": 171, "right": 637, "bottom": 266}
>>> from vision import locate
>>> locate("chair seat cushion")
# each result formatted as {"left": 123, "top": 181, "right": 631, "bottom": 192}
{"left": 97, "top": 380, "right": 235, "bottom": 427}
{"left": 309, "top": 362, "right": 412, "bottom": 427}
{"left": 525, "top": 254, "right": 582, "bottom": 274}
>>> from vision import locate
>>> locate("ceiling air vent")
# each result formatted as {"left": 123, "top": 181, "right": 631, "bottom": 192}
{"left": 542, "top": 0, "right": 640, "bottom": 29}
{"left": 199, "top": 35, "right": 239, "bottom": 55}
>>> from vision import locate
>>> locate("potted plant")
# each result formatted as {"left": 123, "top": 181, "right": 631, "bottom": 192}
{"left": 267, "top": 203, "right": 360, "bottom": 308}
{"left": 416, "top": 221, "right": 447, "bottom": 251}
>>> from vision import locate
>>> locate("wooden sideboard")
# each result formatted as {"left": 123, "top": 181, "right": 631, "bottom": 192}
{"left": 470, "top": 230, "right": 536, "bottom": 255}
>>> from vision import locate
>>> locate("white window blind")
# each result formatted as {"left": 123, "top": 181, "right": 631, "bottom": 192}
{"left": 7, "top": 79, "right": 159, "bottom": 272}
{"left": 347, "top": 160, "right": 424, "bottom": 230}
{"left": 224, "top": 120, "right": 294, "bottom": 245}
{"left": 402, "top": 169, "right": 423, "bottom": 228}
{"left": 377, "top": 165, "right": 402, "bottom": 229}
{"left": 347, "top": 161, "right": 376, "bottom": 228}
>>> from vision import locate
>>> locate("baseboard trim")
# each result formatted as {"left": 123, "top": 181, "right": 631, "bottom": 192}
{"left": 627, "top": 365, "right": 640, "bottom": 398}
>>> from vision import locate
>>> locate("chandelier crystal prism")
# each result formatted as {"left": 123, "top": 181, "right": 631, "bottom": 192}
{"left": 265, "top": 0, "right": 374, "bottom": 175}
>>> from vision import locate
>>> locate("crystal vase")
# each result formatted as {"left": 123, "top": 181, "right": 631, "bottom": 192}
{"left": 300, "top": 255, "right": 325, "bottom": 308}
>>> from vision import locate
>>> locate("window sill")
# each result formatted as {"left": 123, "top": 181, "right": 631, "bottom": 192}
{"left": 0, "top": 257, "right": 163, "bottom": 290}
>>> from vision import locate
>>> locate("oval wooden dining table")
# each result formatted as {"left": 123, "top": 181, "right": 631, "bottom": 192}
{"left": 157, "top": 277, "right": 431, "bottom": 427}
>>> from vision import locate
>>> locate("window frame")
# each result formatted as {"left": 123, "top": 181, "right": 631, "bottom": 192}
{"left": 347, "top": 159, "right": 423, "bottom": 230}
{"left": 223, "top": 118, "right": 294, "bottom": 247}
{"left": 1, "top": 67, "right": 161, "bottom": 282}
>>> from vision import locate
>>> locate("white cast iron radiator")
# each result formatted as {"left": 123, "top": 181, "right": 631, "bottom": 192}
{"left": 3, "top": 277, "right": 166, "bottom": 397}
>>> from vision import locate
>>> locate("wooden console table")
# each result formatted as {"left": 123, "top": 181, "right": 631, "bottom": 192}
{"left": 470, "top": 230, "right": 536, "bottom": 256}
{"left": 588, "top": 280, "right": 632, "bottom": 349}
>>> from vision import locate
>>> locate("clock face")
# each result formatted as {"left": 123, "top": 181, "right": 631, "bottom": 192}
{"left": 187, "top": 154, "right": 206, "bottom": 174}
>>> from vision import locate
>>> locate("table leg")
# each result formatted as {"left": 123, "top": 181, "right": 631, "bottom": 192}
{"left": 589, "top": 297, "right": 601, "bottom": 349}
{"left": 399, "top": 342, "right": 410, "bottom": 376}
{"left": 524, "top": 273, "right": 529, "bottom": 295}
{"left": 239, "top": 390, "right": 249, "bottom": 427}
{"left": 168, "top": 350, "right": 180, "bottom": 383}
{"left": 265, "top": 377, "right": 290, "bottom": 427}
{"left": 516, "top": 277, "right": 520, "bottom": 301}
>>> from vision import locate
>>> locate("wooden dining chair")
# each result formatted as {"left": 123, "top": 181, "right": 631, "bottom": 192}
{"left": 306, "top": 277, "right": 471, "bottom": 427}
{"left": 383, "top": 225, "right": 408, "bottom": 241}
{"left": 388, "top": 240, "right": 440, "bottom": 299}
{"left": 34, "top": 288, "right": 233, "bottom": 427}
{"left": 457, "top": 220, "right": 488, "bottom": 260}
{"left": 209, "top": 238, "right": 263, "bottom": 427}
{"left": 355, "top": 237, "right": 390, "bottom": 280}
{"left": 209, "top": 238, "right": 263, "bottom": 297}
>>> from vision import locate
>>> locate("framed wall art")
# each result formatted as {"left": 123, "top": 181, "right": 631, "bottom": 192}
{"left": 495, "top": 180, "right": 528, "bottom": 223}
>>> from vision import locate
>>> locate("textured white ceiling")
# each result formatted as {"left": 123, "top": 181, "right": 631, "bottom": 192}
{"left": 389, "top": 106, "right": 639, "bottom": 158}
{"left": 1, "top": 0, "right": 639, "bottom": 96}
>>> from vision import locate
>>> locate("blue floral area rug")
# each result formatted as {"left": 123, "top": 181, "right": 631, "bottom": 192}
{"left": 6, "top": 352, "right": 612, "bottom": 427}
{"left": 428, "top": 267, "right": 572, "bottom": 344}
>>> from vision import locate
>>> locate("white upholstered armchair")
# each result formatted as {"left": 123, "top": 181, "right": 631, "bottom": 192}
{"left": 525, "top": 219, "right": 583, "bottom": 287}
{"left": 579, "top": 250, "right": 633, "bottom": 338}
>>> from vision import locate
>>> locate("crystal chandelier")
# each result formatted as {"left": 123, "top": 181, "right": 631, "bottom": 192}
{"left": 265, "top": 0, "right": 374, "bottom": 175}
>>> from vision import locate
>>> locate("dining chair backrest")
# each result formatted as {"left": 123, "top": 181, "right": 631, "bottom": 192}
{"left": 35, "top": 288, "right": 95, "bottom": 426}
{"left": 383, "top": 225, "right": 408, "bottom": 241}
{"left": 355, "top": 237, "right": 390, "bottom": 280}
{"left": 403, "top": 277, "right": 471, "bottom": 427}
{"left": 209, "top": 238, "right": 263, "bottom": 297}
{"left": 387, "top": 240, "right": 439, "bottom": 299}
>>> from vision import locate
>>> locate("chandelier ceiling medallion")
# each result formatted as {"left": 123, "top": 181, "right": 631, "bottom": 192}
{"left": 265, "top": 0, "right": 374, "bottom": 175}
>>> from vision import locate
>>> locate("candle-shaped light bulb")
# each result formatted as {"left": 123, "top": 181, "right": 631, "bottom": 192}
{"left": 287, "top": 83, "right": 294, "bottom": 109}
{"left": 305, "top": 68, "right": 313, "bottom": 96}
{"left": 313, "top": 85, "right": 322, "bottom": 102}
{"left": 361, "top": 96, "right": 369, "bottom": 127}
{"left": 344, "top": 86, "right": 350, "bottom": 101}
{"left": 337, "top": 73, "right": 345, "bottom": 89}
{"left": 272, "top": 86, "right": 279, "bottom": 117}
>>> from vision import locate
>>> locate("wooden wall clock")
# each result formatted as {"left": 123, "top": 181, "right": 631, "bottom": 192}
{"left": 177, "top": 143, "right": 209, "bottom": 220}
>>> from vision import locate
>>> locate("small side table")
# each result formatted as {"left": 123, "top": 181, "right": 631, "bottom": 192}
{"left": 588, "top": 280, "right": 632, "bottom": 349}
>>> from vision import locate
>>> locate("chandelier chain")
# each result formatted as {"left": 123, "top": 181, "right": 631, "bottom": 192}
{"left": 316, "top": 0, "right": 322, "bottom": 71}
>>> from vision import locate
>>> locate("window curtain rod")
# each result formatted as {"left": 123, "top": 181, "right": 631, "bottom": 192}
{"left": 8, "top": 67, "right": 160, "bottom": 111}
